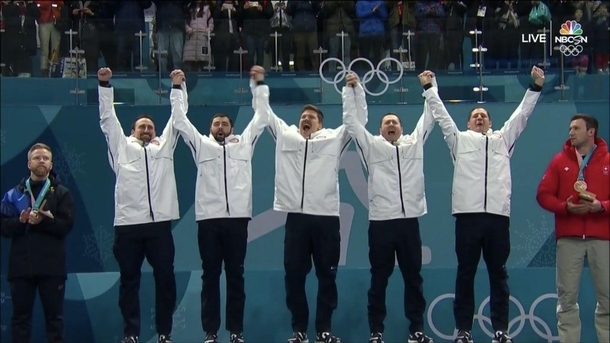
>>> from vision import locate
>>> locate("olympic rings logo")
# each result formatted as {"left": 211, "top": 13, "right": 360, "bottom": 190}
{"left": 559, "top": 44, "right": 583, "bottom": 57}
{"left": 427, "top": 293, "right": 559, "bottom": 342}
{"left": 318, "top": 57, "right": 404, "bottom": 96}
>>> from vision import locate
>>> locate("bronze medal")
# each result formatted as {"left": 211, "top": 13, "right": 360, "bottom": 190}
{"left": 574, "top": 180, "right": 587, "bottom": 193}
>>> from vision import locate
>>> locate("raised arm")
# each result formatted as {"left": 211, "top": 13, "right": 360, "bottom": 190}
{"left": 342, "top": 80, "right": 373, "bottom": 160}
{"left": 264, "top": 94, "right": 290, "bottom": 143}
{"left": 241, "top": 66, "right": 270, "bottom": 148}
{"left": 424, "top": 74, "right": 460, "bottom": 159}
{"left": 500, "top": 66, "right": 545, "bottom": 155}
{"left": 98, "top": 68, "right": 126, "bottom": 172}
{"left": 410, "top": 72, "right": 440, "bottom": 144}
{"left": 156, "top": 70, "right": 186, "bottom": 153}
{"left": 169, "top": 71, "right": 203, "bottom": 158}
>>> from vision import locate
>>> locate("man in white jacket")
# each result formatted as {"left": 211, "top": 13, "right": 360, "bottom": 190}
{"left": 433, "top": 66, "right": 546, "bottom": 343}
{"left": 264, "top": 81, "right": 367, "bottom": 343}
{"left": 98, "top": 68, "right": 181, "bottom": 343}
{"left": 170, "top": 67, "right": 268, "bottom": 343}
{"left": 342, "top": 71, "right": 442, "bottom": 343}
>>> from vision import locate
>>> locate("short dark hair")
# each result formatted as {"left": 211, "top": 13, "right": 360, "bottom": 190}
{"left": 571, "top": 114, "right": 598, "bottom": 138}
{"left": 301, "top": 104, "right": 324, "bottom": 123}
{"left": 28, "top": 143, "right": 52, "bottom": 160}
{"left": 468, "top": 107, "right": 491, "bottom": 121}
{"left": 131, "top": 115, "right": 154, "bottom": 130}
{"left": 211, "top": 113, "right": 234, "bottom": 128}
{"left": 380, "top": 112, "right": 402, "bottom": 126}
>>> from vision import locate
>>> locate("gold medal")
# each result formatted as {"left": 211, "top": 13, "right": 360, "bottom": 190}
{"left": 574, "top": 180, "right": 587, "bottom": 192}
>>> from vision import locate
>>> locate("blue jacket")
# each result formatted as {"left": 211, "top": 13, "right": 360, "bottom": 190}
{"left": 356, "top": 0, "right": 388, "bottom": 37}
{"left": 0, "top": 171, "right": 74, "bottom": 280}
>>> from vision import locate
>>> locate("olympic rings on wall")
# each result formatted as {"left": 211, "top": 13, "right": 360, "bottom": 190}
{"left": 318, "top": 57, "right": 404, "bottom": 96}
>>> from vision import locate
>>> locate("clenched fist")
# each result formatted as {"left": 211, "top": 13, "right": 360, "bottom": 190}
{"left": 98, "top": 67, "right": 112, "bottom": 82}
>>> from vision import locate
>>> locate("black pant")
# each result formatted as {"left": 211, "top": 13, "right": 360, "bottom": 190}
{"left": 113, "top": 221, "right": 176, "bottom": 337}
{"left": 284, "top": 213, "right": 340, "bottom": 333}
{"left": 453, "top": 213, "right": 510, "bottom": 332}
{"left": 10, "top": 276, "right": 65, "bottom": 343}
{"left": 197, "top": 218, "right": 249, "bottom": 334}
{"left": 367, "top": 218, "right": 426, "bottom": 335}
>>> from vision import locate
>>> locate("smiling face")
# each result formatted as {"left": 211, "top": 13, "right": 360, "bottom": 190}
{"left": 131, "top": 117, "right": 156, "bottom": 143}
{"left": 467, "top": 108, "right": 492, "bottom": 134}
{"left": 210, "top": 115, "right": 234, "bottom": 142}
{"left": 379, "top": 113, "right": 403, "bottom": 142}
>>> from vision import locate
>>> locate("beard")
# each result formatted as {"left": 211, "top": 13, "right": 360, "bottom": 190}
{"left": 139, "top": 133, "right": 152, "bottom": 142}
{"left": 32, "top": 165, "right": 48, "bottom": 177}
{"left": 213, "top": 130, "right": 226, "bottom": 142}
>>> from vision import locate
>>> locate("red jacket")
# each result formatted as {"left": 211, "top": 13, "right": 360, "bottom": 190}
{"left": 536, "top": 138, "right": 610, "bottom": 240}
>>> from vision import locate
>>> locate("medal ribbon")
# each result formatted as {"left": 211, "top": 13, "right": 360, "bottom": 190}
{"left": 25, "top": 178, "right": 51, "bottom": 211}
{"left": 575, "top": 144, "right": 597, "bottom": 181}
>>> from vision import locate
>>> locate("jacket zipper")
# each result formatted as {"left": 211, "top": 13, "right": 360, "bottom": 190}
{"left": 143, "top": 147, "right": 155, "bottom": 221}
{"left": 395, "top": 146, "right": 405, "bottom": 215}
{"left": 222, "top": 142, "right": 230, "bottom": 215}
{"left": 300, "top": 139, "right": 309, "bottom": 209}
{"left": 483, "top": 137, "right": 489, "bottom": 211}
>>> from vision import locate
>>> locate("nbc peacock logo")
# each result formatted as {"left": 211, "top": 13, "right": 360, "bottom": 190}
{"left": 555, "top": 20, "right": 587, "bottom": 57}
{"left": 559, "top": 20, "right": 583, "bottom": 35}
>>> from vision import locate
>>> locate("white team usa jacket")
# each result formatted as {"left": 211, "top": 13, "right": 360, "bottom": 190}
{"left": 342, "top": 84, "right": 445, "bottom": 221}
{"left": 434, "top": 88, "right": 541, "bottom": 217}
{"left": 263, "top": 89, "right": 368, "bottom": 217}
{"left": 173, "top": 82, "right": 269, "bottom": 221}
{"left": 99, "top": 86, "right": 180, "bottom": 226}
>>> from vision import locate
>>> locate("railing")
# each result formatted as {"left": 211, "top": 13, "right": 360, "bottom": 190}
{"left": 0, "top": 9, "right": 608, "bottom": 105}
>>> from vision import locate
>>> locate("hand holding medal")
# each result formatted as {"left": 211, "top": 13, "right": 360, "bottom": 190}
{"left": 574, "top": 180, "right": 596, "bottom": 204}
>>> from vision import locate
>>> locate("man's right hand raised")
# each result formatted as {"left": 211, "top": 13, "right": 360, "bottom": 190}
{"left": 250, "top": 65, "right": 265, "bottom": 82}
{"left": 98, "top": 67, "right": 112, "bottom": 82}
{"left": 170, "top": 69, "right": 185, "bottom": 85}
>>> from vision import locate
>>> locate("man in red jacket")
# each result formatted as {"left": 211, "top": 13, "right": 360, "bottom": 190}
{"left": 536, "top": 114, "right": 610, "bottom": 343}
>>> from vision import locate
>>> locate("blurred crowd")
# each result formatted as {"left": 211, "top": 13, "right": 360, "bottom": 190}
{"left": 0, "top": 0, "right": 608, "bottom": 78}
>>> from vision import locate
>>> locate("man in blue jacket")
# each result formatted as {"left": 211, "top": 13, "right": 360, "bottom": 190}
{"left": 0, "top": 142, "right": 75, "bottom": 343}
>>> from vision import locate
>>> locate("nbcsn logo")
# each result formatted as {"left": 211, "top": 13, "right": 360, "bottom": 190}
{"left": 521, "top": 20, "right": 587, "bottom": 57}
{"left": 556, "top": 20, "right": 587, "bottom": 56}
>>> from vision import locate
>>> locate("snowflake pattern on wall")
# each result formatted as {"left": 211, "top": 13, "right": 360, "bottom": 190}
{"left": 150, "top": 306, "right": 187, "bottom": 331}
{"left": 82, "top": 226, "right": 114, "bottom": 267}
{"left": 0, "top": 292, "right": 11, "bottom": 332}
{"left": 52, "top": 142, "right": 84, "bottom": 186}
{"left": 512, "top": 216, "right": 555, "bottom": 267}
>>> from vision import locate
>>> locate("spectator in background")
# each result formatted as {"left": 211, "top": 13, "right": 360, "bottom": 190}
{"left": 1, "top": 0, "right": 40, "bottom": 77}
{"left": 113, "top": 1, "right": 151, "bottom": 72}
{"left": 322, "top": 1, "right": 355, "bottom": 72}
{"left": 96, "top": 0, "right": 118, "bottom": 71}
{"left": 356, "top": 0, "right": 388, "bottom": 69}
{"left": 571, "top": 8, "right": 590, "bottom": 75}
{"left": 443, "top": 1, "right": 467, "bottom": 70}
{"left": 213, "top": 0, "right": 241, "bottom": 72}
{"left": 269, "top": 0, "right": 293, "bottom": 72}
{"left": 35, "top": 1, "right": 64, "bottom": 77}
{"left": 152, "top": 0, "right": 186, "bottom": 72}
{"left": 286, "top": 0, "right": 321, "bottom": 72}
{"left": 69, "top": 1, "right": 101, "bottom": 73}
{"left": 591, "top": 2, "right": 609, "bottom": 74}
{"left": 521, "top": 0, "right": 551, "bottom": 69}
{"left": 241, "top": 0, "right": 273, "bottom": 69}
{"left": 183, "top": 0, "right": 215, "bottom": 72}
{"left": 493, "top": 1, "right": 520, "bottom": 69}
{"left": 414, "top": 0, "right": 445, "bottom": 70}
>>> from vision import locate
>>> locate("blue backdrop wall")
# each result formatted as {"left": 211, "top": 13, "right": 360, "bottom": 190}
{"left": 1, "top": 87, "right": 608, "bottom": 342}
